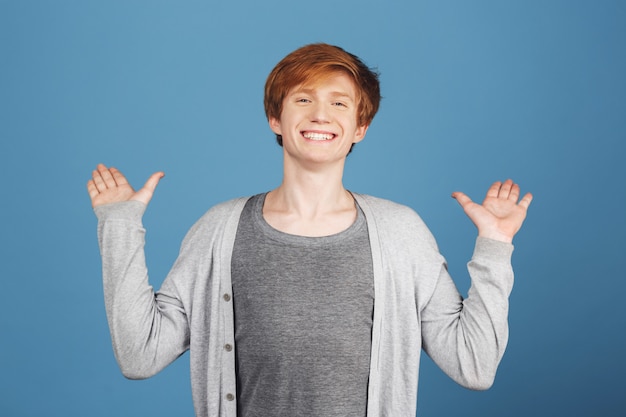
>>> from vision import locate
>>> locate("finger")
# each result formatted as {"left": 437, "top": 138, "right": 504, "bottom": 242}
{"left": 142, "top": 172, "right": 165, "bottom": 194}
{"left": 508, "top": 182, "right": 521, "bottom": 201}
{"left": 109, "top": 167, "right": 129, "bottom": 186}
{"left": 451, "top": 191, "right": 474, "bottom": 209}
{"left": 498, "top": 179, "right": 514, "bottom": 198}
{"left": 518, "top": 192, "right": 533, "bottom": 209}
{"left": 486, "top": 181, "right": 502, "bottom": 199}
{"left": 92, "top": 168, "right": 107, "bottom": 192}
{"left": 86, "top": 179, "right": 99, "bottom": 199}
{"left": 131, "top": 172, "right": 165, "bottom": 205}
{"left": 97, "top": 163, "right": 117, "bottom": 188}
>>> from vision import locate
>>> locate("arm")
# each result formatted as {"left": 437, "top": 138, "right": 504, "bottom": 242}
{"left": 422, "top": 180, "right": 532, "bottom": 389}
{"left": 88, "top": 164, "right": 188, "bottom": 379}
{"left": 421, "top": 238, "right": 514, "bottom": 389}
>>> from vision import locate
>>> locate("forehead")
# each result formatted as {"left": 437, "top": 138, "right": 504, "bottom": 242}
{"left": 289, "top": 72, "right": 358, "bottom": 99}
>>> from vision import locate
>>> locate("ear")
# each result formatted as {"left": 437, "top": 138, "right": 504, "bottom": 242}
{"left": 269, "top": 117, "right": 282, "bottom": 135}
{"left": 353, "top": 124, "right": 369, "bottom": 144}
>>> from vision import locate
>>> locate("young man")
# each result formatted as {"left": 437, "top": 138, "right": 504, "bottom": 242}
{"left": 87, "top": 43, "right": 532, "bottom": 417}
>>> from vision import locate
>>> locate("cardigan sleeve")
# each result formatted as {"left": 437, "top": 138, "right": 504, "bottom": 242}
{"left": 420, "top": 237, "right": 514, "bottom": 390}
{"left": 95, "top": 201, "right": 190, "bottom": 379}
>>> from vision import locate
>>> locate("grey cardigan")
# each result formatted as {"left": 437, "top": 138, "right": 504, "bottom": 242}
{"left": 96, "top": 194, "right": 514, "bottom": 417}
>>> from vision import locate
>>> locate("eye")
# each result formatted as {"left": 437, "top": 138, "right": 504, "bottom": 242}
{"left": 296, "top": 98, "right": 311, "bottom": 103}
{"left": 333, "top": 101, "right": 348, "bottom": 108}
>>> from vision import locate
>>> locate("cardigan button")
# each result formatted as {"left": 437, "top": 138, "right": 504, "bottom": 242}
{"left": 224, "top": 344, "right": 233, "bottom": 352}
{"left": 223, "top": 293, "right": 231, "bottom": 302}
{"left": 226, "top": 393, "right": 235, "bottom": 401}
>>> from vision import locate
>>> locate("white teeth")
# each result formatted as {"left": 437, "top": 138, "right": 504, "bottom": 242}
{"left": 303, "top": 132, "right": 334, "bottom": 141}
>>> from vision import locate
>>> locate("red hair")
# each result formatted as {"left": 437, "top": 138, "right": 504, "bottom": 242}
{"left": 264, "top": 43, "right": 381, "bottom": 147}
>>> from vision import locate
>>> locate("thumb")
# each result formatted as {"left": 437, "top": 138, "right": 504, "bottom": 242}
{"left": 131, "top": 171, "right": 165, "bottom": 205}
{"left": 451, "top": 191, "right": 474, "bottom": 210}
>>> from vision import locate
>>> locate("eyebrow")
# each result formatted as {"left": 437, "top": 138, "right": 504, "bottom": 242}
{"left": 292, "top": 88, "right": 355, "bottom": 101}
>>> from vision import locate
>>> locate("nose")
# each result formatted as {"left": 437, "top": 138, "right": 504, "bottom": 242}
{"left": 309, "top": 102, "right": 330, "bottom": 124}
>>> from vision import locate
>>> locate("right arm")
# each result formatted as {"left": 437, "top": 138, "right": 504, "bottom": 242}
{"left": 88, "top": 164, "right": 188, "bottom": 378}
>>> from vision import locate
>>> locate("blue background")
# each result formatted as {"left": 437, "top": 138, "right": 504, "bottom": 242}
{"left": 1, "top": 1, "right": 625, "bottom": 416}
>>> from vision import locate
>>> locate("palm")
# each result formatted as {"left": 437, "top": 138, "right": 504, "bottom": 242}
{"left": 87, "top": 164, "right": 163, "bottom": 208}
{"left": 452, "top": 180, "right": 533, "bottom": 243}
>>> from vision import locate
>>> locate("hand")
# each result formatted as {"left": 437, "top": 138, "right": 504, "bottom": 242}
{"left": 87, "top": 163, "right": 164, "bottom": 208}
{"left": 452, "top": 179, "right": 533, "bottom": 243}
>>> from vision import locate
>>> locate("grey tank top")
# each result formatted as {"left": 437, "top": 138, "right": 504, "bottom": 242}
{"left": 231, "top": 193, "right": 374, "bottom": 417}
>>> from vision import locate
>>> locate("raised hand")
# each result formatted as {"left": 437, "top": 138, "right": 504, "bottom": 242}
{"left": 451, "top": 179, "right": 533, "bottom": 243}
{"left": 87, "top": 163, "right": 164, "bottom": 208}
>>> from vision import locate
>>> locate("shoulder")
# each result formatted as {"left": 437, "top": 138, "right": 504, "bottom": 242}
{"left": 353, "top": 193, "right": 439, "bottom": 251}
{"left": 200, "top": 196, "right": 250, "bottom": 220}
{"left": 354, "top": 194, "right": 413, "bottom": 213}
{"left": 354, "top": 194, "right": 428, "bottom": 229}
{"left": 181, "top": 196, "right": 251, "bottom": 244}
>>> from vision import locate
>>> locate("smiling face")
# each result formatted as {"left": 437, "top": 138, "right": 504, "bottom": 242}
{"left": 269, "top": 72, "right": 369, "bottom": 167}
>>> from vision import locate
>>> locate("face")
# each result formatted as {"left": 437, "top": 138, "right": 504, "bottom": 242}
{"left": 269, "top": 72, "right": 368, "bottom": 167}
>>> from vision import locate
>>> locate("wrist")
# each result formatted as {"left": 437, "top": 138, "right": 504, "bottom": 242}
{"left": 477, "top": 229, "right": 513, "bottom": 244}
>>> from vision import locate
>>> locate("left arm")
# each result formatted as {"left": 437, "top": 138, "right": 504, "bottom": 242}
{"left": 421, "top": 237, "right": 515, "bottom": 389}
{"left": 421, "top": 180, "right": 532, "bottom": 389}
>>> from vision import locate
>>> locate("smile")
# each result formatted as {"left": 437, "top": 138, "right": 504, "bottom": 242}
{"left": 302, "top": 131, "right": 335, "bottom": 141}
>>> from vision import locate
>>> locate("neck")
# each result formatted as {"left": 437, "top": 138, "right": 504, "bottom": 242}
{"left": 262, "top": 153, "right": 356, "bottom": 236}
{"left": 269, "top": 154, "right": 351, "bottom": 216}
